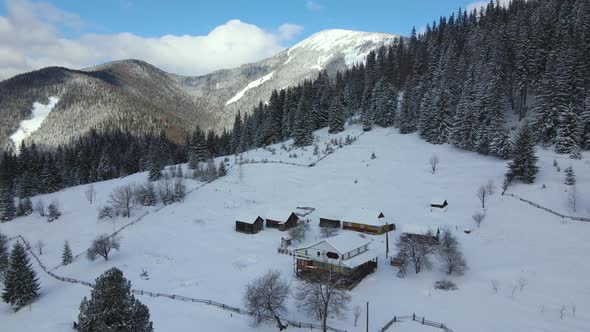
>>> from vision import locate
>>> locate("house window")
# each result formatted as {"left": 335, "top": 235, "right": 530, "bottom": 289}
{"left": 317, "top": 251, "right": 321, "bottom": 256}
{"left": 326, "top": 252, "right": 339, "bottom": 259}
{"left": 305, "top": 250, "right": 308, "bottom": 255}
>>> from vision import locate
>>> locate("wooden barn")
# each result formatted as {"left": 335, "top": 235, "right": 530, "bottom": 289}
{"left": 235, "top": 215, "right": 264, "bottom": 234}
{"left": 319, "top": 217, "right": 341, "bottom": 228}
{"left": 430, "top": 199, "right": 448, "bottom": 209}
{"left": 342, "top": 212, "right": 395, "bottom": 235}
{"left": 294, "top": 232, "right": 378, "bottom": 288}
{"left": 266, "top": 212, "right": 299, "bottom": 231}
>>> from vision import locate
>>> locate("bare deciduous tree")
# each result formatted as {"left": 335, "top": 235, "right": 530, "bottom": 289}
{"left": 288, "top": 222, "right": 309, "bottom": 243}
{"left": 109, "top": 184, "right": 136, "bottom": 218}
{"left": 84, "top": 185, "right": 96, "bottom": 205}
{"left": 243, "top": 270, "right": 290, "bottom": 330}
{"left": 437, "top": 228, "right": 467, "bottom": 276}
{"left": 34, "top": 240, "right": 45, "bottom": 255}
{"left": 35, "top": 199, "right": 45, "bottom": 217}
{"left": 396, "top": 231, "right": 437, "bottom": 274}
{"left": 568, "top": 184, "right": 577, "bottom": 213}
{"left": 320, "top": 226, "right": 339, "bottom": 239}
{"left": 429, "top": 155, "right": 439, "bottom": 174}
{"left": 485, "top": 180, "right": 496, "bottom": 195}
{"left": 490, "top": 280, "right": 499, "bottom": 294}
{"left": 295, "top": 268, "right": 351, "bottom": 332}
{"left": 476, "top": 184, "right": 487, "bottom": 209}
{"left": 472, "top": 211, "right": 486, "bottom": 228}
{"left": 87, "top": 234, "right": 121, "bottom": 261}
{"left": 353, "top": 305, "right": 362, "bottom": 327}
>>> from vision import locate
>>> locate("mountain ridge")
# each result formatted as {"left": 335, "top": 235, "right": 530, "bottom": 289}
{"left": 0, "top": 29, "right": 397, "bottom": 150}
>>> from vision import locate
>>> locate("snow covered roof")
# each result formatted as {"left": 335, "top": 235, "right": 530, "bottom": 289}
{"left": 265, "top": 210, "right": 297, "bottom": 221}
{"left": 236, "top": 214, "right": 263, "bottom": 224}
{"left": 298, "top": 232, "right": 370, "bottom": 255}
{"left": 400, "top": 224, "right": 438, "bottom": 235}
{"left": 343, "top": 210, "right": 389, "bottom": 226}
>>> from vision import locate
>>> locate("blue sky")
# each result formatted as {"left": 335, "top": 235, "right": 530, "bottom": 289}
{"left": 11, "top": 0, "right": 481, "bottom": 39}
{"left": 0, "top": 0, "right": 492, "bottom": 79}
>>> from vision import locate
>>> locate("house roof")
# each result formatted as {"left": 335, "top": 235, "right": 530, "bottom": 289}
{"left": 298, "top": 232, "right": 370, "bottom": 255}
{"left": 399, "top": 224, "right": 437, "bottom": 235}
{"left": 236, "top": 214, "right": 263, "bottom": 224}
{"left": 343, "top": 212, "right": 389, "bottom": 226}
{"left": 431, "top": 198, "right": 447, "bottom": 204}
{"left": 265, "top": 210, "right": 297, "bottom": 221}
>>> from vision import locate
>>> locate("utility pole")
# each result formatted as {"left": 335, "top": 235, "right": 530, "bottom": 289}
{"left": 385, "top": 222, "right": 389, "bottom": 258}
{"left": 366, "top": 301, "right": 369, "bottom": 332}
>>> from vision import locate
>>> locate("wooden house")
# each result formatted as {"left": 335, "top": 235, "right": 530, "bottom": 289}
{"left": 266, "top": 212, "right": 299, "bottom": 231}
{"left": 235, "top": 215, "right": 264, "bottom": 234}
{"left": 430, "top": 199, "right": 448, "bottom": 209}
{"left": 319, "top": 217, "right": 341, "bottom": 228}
{"left": 294, "top": 232, "right": 378, "bottom": 288}
{"left": 342, "top": 212, "right": 395, "bottom": 235}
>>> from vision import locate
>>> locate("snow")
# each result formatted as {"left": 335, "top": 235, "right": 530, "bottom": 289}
{"left": 1, "top": 125, "right": 590, "bottom": 331}
{"left": 289, "top": 29, "right": 396, "bottom": 66}
{"left": 305, "top": 232, "right": 370, "bottom": 255}
{"left": 225, "top": 72, "right": 274, "bottom": 105}
{"left": 9, "top": 96, "right": 59, "bottom": 151}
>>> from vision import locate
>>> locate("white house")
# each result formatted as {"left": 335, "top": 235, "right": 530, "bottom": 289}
{"left": 294, "top": 232, "right": 378, "bottom": 278}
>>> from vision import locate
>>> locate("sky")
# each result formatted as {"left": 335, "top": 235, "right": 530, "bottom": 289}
{"left": 0, "top": 0, "right": 499, "bottom": 80}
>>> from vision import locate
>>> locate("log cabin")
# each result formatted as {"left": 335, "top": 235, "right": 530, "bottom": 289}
{"left": 265, "top": 212, "right": 299, "bottom": 231}
{"left": 342, "top": 212, "right": 395, "bottom": 235}
{"left": 235, "top": 215, "right": 264, "bottom": 234}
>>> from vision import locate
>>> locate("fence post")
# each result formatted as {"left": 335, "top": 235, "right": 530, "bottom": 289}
{"left": 413, "top": 313, "right": 415, "bottom": 320}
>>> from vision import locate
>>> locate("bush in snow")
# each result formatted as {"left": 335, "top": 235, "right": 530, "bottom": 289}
{"left": 434, "top": 279, "right": 458, "bottom": 291}
{"left": 46, "top": 201, "right": 61, "bottom": 222}
{"left": 97, "top": 206, "right": 115, "bottom": 220}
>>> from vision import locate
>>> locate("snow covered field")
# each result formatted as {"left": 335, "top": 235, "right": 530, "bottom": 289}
{"left": 1, "top": 125, "right": 589, "bottom": 331}
{"left": 9, "top": 96, "right": 59, "bottom": 150}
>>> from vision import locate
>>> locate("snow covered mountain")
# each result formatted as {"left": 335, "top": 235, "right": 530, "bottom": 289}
{"left": 0, "top": 29, "right": 396, "bottom": 150}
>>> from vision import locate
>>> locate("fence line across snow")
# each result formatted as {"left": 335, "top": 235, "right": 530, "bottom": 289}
{"left": 504, "top": 193, "right": 590, "bottom": 222}
{"left": 377, "top": 313, "right": 454, "bottom": 332}
{"left": 9, "top": 234, "right": 347, "bottom": 332}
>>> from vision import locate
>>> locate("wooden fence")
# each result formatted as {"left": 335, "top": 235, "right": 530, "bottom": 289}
{"left": 504, "top": 193, "right": 590, "bottom": 222}
{"left": 377, "top": 313, "right": 454, "bottom": 332}
{"left": 8, "top": 234, "right": 346, "bottom": 332}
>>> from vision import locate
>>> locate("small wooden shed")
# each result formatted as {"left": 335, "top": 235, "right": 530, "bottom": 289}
{"left": 266, "top": 212, "right": 299, "bottom": 231}
{"left": 235, "top": 216, "right": 264, "bottom": 234}
{"left": 343, "top": 212, "right": 395, "bottom": 235}
{"left": 319, "top": 217, "right": 341, "bottom": 228}
{"left": 430, "top": 199, "right": 448, "bottom": 209}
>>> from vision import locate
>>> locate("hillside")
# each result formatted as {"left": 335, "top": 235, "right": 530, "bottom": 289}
{"left": 0, "top": 29, "right": 395, "bottom": 150}
{"left": 1, "top": 124, "right": 588, "bottom": 331}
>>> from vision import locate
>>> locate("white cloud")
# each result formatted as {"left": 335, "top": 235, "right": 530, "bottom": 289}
{"left": 466, "top": 0, "right": 511, "bottom": 13}
{"left": 0, "top": 0, "right": 303, "bottom": 80}
{"left": 306, "top": 0, "right": 322, "bottom": 12}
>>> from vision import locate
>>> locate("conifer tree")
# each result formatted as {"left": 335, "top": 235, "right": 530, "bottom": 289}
{"left": 218, "top": 161, "right": 227, "bottom": 177}
{"left": 555, "top": 104, "right": 580, "bottom": 154}
{"left": 0, "top": 233, "right": 8, "bottom": 281}
{"left": 564, "top": 166, "right": 576, "bottom": 186}
{"left": 2, "top": 242, "right": 40, "bottom": 310}
{"left": 328, "top": 95, "right": 345, "bottom": 134}
{"left": 17, "top": 197, "right": 33, "bottom": 216}
{"left": 0, "top": 183, "right": 15, "bottom": 222}
{"left": 506, "top": 123, "right": 539, "bottom": 184}
{"left": 143, "top": 182, "right": 157, "bottom": 206}
{"left": 293, "top": 87, "right": 314, "bottom": 146}
{"left": 77, "top": 268, "right": 153, "bottom": 332}
{"left": 46, "top": 202, "right": 61, "bottom": 222}
{"left": 62, "top": 241, "right": 73, "bottom": 265}
{"left": 147, "top": 161, "right": 161, "bottom": 182}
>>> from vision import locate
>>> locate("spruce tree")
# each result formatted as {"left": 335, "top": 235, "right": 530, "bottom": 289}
{"left": 19, "top": 197, "right": 33, "bottom": 216}
{"left": 328, "top": 95, "right": 345, "bottom": 134}
{"left": 143, "top": 182, "right": 157, "bottom": 206}
{"left": 218, "top": 161, "right": 227, "bottom": 177}
{"left": 147, "top": 161, "right": 161, "bottom": 182}
{"left": 77, "top": 268, "right": 153, "bottom": 332}
{"left": 564, "top": 166, "right": 576, "bottom": 186}
{"left": 506, "top": 123, "right": 539, "bottom": 184}
{"left": 2, "top": 242, "right": 40, "bottom": 310}
{"left": 62, "top": 241, "right": 73, "bottom": 265}
{"left": 0, "top": 183, "right": 15, "bottom": 222}
{"left": 555, "top": 104, "right": 580, "bottom": 154}
{"left": 0, "top": 233, "right": 8, "bottom": 281}
{"left": 46, "top": 202, "right": 61, "bottom": 222}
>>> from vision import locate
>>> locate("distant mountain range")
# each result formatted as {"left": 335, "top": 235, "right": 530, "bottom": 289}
{"left": 0, "top": 29, "right": 396, "bottom": 150}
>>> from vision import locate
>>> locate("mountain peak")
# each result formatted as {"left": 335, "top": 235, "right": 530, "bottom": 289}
{"left": 290, "top": 29, "right": 396, "bottom": 53}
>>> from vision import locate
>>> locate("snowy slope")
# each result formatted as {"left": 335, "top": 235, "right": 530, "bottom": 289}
{"left": 9, "top": 97, "right": 59, "bottom": 151}
{"left": 1, "top": 125, "right": 589, "bottom": 332}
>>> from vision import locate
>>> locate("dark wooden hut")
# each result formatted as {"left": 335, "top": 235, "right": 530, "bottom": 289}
{"left": 266, "top": 212, "right": 299, "bottom": 231}
{"left": 319, "top": 217, "right": 341, "bottom": 228}
{"left": 235, "top": 216, "right": 264, "bottom": 234}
